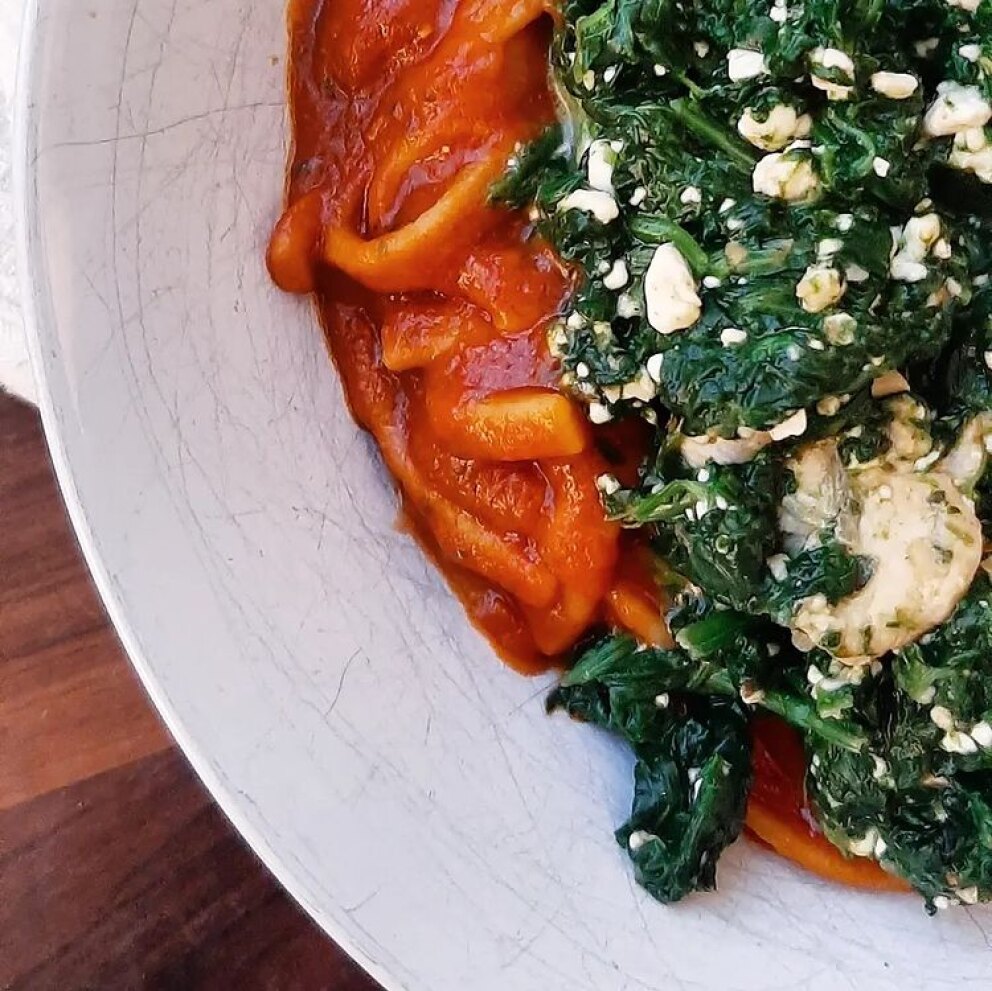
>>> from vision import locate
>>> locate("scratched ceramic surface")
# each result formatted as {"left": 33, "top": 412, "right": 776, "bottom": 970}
{"left": 14, "top": 1, "right": 992, "bottom": 988}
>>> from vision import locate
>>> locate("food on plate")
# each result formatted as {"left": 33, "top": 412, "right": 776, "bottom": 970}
{"left": 269, "top": 0, "right": 992, "bottom": 912}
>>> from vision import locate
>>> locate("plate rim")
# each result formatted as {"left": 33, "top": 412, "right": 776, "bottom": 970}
{"left": 11, "top": 4, "right": 407, "bottom": 987}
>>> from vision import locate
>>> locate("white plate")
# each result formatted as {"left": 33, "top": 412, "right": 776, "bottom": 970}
{"left": 14, "top": 1, "right": 992, "bottom": 988}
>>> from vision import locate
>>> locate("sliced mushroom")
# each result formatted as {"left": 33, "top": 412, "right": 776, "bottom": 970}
{"left": 791, "top": 465, "right": 982, "bottom": 663}
{"left": 779, "top": 440, "right": 856, "bottom": 554}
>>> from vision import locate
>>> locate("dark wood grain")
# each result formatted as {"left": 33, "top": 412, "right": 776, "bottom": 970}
{"left": 0, "top": 392, "right": 382, "bottom": 991}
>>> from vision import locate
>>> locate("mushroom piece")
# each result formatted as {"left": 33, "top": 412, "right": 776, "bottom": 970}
{"left": 937, "top": 413, "right": 992, "bottom": 491}
{"left": 782, "top": 440, "right": 983, "bottom": 664}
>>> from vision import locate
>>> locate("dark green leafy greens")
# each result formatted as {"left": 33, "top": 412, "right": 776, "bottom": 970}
{"left": 500, "top": 0, "right": 992, "bottom": 910}
{"left": 546, "top": 603, "right": 869, "bottom": 901}
{"left": 493, "top": 0, "right": 990, "bottom": 434}
{"left": 617, "top": 699, "right": 750, "bottom": 903}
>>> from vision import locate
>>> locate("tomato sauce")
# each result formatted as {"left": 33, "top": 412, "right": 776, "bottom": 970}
{"left": 268, "top": 0, "right": 625, "bottom": 670}
{"left": 748, "top": 717, "right": 908, "bottom": 891}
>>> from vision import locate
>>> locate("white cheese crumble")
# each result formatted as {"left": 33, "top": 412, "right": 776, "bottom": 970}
{"left": 681, "top": 429, "right": 772, "bottom": 467}
{"left": 694, "top": 41, "right": 710, "bottom": 57}
{"left": 720, "top": 327, "right": 748, "bottom": 345}
{"left": 618, "top": 369, "right": 657, "bottom": 402}
{"left": 835, "top": 213, "right": 854, "bottom": 232}
{"left": 727, "top": 48, "right": 769, "bottom": 81}
{"left": 915, "top": 37, "right": 940, "bottom": 58}
{"left": 702, "top": 275, "right": 722, "bottom": 289}
{"left": 557, "top": 189, "right": 619, "bottom": 224}
{"left": 588, "top": 401, "right": 612, "bottom": 424}
{"left": 923, "top": 81, "right": 992, "bottom": 137}
{"left": 586, "top": 139, "right": 618, "bottom": 192}
{"left": 971, "top": 721, "right": 992, "bottom": 747}
{"left": 949, "top": 126, "right": 992, "bottom": 182}
{"left": 629, "top": 186, "right": 647, "bottom": 207}
{"left": 767, "top": 553, "right": 789, "bottom": 581}
{"left": 933, "top": 237, "right": 953, "bottom": 259}
{"left": 947, "top": 0, "right": 980, "bottom": 10}
{"left": 796, "top": 265, "right": 845, "bottom": 313}
{"left": 680, "top": 185, "right": 702, "bottom": 205}
{"left": 602, "top": 259, "right": 630, "bottom": 290}
{"left": 930, "top": 705, "right": 955, "bottom": 731}
{"left": 653, "top": 63, "right": 668, "bottom": 76}
{"left": 616, "top": 292, "right": 639, "bottom": 318}
{"left": 818, "top": 237, "right": 845, "bottom": 258}
{"left": 890, "top": 213, "right": 943, "bottom": 282}
{"left": 845, "top": 262, "right": 870, "bottom": 282}
{"left": 809, "top": 47, "right": 856, "bottom": 101}
{"left": 737, "top": 105, "right": 812, "bottom": 151}
{"left": 627, "top": 830, "right": 655, "bottom": 851}
{"left": 847, "top": 828, "right": 880, "bottom": 858}
{"left": 644, "top": 243, "right": 702, "bottom": 335}
{"left": 942, "top": 729, "right": 979, "bottom": 754}
{"left": 646, "top": 353, "right": 665, "bottom": 382}
{"left": 959, "top": 43, "right": 982, "bottom": 62}
{"left": 872, "top": 156, "right": 891, "bottom": 177}
{"left": 870, "top": 71, "right": 919, "bottom": 99}
{"left": 596, "top": 473, "right": 621, "bottom": 496}
{"left": 752, "top": 147, "right": 820, "bottom": 200}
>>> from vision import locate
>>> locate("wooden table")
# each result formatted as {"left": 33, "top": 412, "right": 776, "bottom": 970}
{"left": 0, "top": 393, "right": 382, "bottom": 990}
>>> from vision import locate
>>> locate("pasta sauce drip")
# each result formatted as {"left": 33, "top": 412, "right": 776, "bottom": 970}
{"left": 268, "top": 0, "right": 639, "bottom": 670}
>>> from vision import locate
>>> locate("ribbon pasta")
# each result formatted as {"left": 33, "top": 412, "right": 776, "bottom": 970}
{"left": 267, "top": 0, "right": 661, "bottom": 667}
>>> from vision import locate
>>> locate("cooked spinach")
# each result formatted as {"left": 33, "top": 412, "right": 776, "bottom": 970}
{"left": 527, "top": 0, "right": 985, "bottom": 432}
{"left": 548, "top": 637, "right": 751, "bottom": 902}
{"left": 548, "top": 604, "right": 875, "bottom": 901}
{"left": 517, "top": 0, "right": 992, "bottom": 909}
{"left": 605, "top": 451, "right": 782, "bottom": 609}
{"left": 617, "top": 698, "right": 751, "bottom": 903}
{"left": 893, "top": 573, "right": 992, "bottom": 753}
{"left": 809, "top": 659, "right": 992, "bottom": 910}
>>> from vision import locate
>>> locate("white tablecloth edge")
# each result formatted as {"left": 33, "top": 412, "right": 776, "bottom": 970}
{"left": 0, "top": 0, "right": 36, "bottom": 405}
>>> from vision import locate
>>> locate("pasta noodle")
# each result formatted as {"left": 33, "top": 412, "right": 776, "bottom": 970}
{"left": 269, "top": 0, "right": 626, "bottom": 668}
